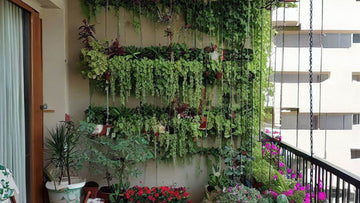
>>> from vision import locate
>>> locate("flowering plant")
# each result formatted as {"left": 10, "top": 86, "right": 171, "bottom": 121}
{"left": 214, "top": 184, "right": 264, "bottom": 203}
{"left": 125, "top": 186, "right": 191, "bottom": 203}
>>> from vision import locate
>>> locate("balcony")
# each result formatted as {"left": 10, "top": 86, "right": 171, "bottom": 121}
{"left": 263, "top": 132, "right": 360, "bottom": 203}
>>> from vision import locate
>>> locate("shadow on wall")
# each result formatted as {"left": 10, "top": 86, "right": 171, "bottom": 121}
{"left": 273, "top": 72, "right": 330, "bottom": 83}
{"left": 281, "top": 113, "right": 353, "bottom": 130}
{"left": 274, "top": 33, "right": 352, "bottom": 48}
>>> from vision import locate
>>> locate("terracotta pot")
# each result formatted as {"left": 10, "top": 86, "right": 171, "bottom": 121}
{"left": 216, "top": 72, "right": 222, "bottom": 80}
{"left": 83, "top": 181, "right": 99, "bottom": 199}
{"left": 97, "top": 186, "right": 113, "bottom": 203}
{"left": 199, "top": 116, "right": 207, "bottom": 130}
{"left": 99, "top": 125, "right": 113, "bottom": 136}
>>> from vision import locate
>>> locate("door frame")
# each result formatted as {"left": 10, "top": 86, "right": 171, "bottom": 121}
{"left": 9, "top": 0, "right": 43, "bottom": 202}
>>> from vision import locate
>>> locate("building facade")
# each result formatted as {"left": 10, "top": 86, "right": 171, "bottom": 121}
{"left": 270, "top": 0, "right": 360, "bottom": 176}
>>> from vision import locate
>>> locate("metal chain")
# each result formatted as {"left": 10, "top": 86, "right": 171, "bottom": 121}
{"left": 258, "top": 0, "right": 264, "bottom": 142}
{"left": 309, "top": 0, "right": 314, "bottom": 200}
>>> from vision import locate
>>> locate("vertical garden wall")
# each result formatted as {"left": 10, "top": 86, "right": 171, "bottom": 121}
{"left": 66, "top": 0, "right": 276, "bottom": 202}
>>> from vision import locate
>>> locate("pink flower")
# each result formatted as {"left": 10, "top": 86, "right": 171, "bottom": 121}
{"left": 279, "top": 161, "right": 285, "bottom": 168}
{"left": 279, "top": 170, "right": 284, "bottom": 175}
{"left": 287, "top": 168, "right": 292, "bottom": 174}
{"left": 283, "top": 189, "right": 294, "bottom": 196}
{"left": 273, "top": 175, "right": 277, "bottom": 179}
{"left": 319, "top": 191, "right": 326, "bottom": 200}
{"left": 291, "top": 173, "right": 296, "bottom": 179}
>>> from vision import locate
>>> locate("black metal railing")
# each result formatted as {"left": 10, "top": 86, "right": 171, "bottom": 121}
{"left": 263, "top": 132, "right": 360, "bottom": 203}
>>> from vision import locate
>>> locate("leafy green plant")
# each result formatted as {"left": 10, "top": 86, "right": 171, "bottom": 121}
{"left": 82, "top": 131, "right": 153, "bottom": 190}
{"left": 214, "top": 184, "right": 263, "bottom": 203}
{"left": 80, "top": 40, "right": 108, "bottom": 80}
{"left": 85, "top": 105, "right": 106, "bottom": 124}
{"left": 276, "top": 194, "right": 289, "bottom": 203}
{"left": 109, "top": 55, "right": 133, "bottom": 105}
{"left": 45, "top": 121, "right": 85, "bottom": 185}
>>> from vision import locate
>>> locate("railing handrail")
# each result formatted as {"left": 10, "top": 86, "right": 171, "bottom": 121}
{"left": 262, "top": 132, "right": 360, "bottom": 188}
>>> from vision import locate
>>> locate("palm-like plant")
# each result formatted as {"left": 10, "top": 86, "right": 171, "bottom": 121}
{"left": 45, "top": 121, "right": 82, "bottom": 185}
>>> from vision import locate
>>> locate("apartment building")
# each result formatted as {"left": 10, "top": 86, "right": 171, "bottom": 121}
{"left": 270, "top": 0, "right": 360, "bottom": 176}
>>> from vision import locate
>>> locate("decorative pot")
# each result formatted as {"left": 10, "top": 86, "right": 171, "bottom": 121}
{"left": 99, "top": 125, "right": 113, "bottom": 136}
{"left": 82, "top": 181, "right": 99, "bottom": 199}
{"left": 46, "top": 178, "right": 86, "bottom": 203}
{"left": 93, "top": 125, "right": 104, "bottom": 135}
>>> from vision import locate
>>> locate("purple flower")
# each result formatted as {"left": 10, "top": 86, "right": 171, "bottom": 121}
{"left": 299, "top": 173, "right": 303, "bottom": 178}
{"left": 291, "top": 173, "right": 296, "bottom": 179}
{"left": 228, "top": 187, "right": 233, "bottom": 192}
{"left": 279, "top": 161, "right": 285, "bottom": 168}
{"left": 272, "top": 175, "right": 277, "bottom": 179}
{"left": 287, "top": 168, "right": 292, "bottom": 174}
{"left": 279, "top": 170, "right": 283, "bottom": 175}
{"left": 283, "top": 189, "right": 294, "bottom": 196}
{"left": 319, "top": 191, "right": 326, "bottom": 201}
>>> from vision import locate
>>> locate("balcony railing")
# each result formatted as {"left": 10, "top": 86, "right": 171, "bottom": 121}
{"left": 263, "top": 132, "right": 360, "bottom": 203}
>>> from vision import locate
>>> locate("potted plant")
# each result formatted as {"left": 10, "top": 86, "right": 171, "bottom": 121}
{"left": 81, "top": 129, "right": 154, "bottom": 203}
{"left": 45, "top": 121, "right": 86, "bottom": 203}
{"left": 85, "top": 106, "right": 112, "bottom": 136}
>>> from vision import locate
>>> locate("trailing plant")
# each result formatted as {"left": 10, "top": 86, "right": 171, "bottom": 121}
{"left": 108, "top": 55, "right": 133, "bottom": 105}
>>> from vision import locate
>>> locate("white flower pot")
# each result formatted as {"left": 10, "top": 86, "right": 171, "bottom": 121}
{"left": 93, "top": 125, "right": 104, "bottom": 135}
{"left": 46, "top": 178, "right": 85, "bottom": 203}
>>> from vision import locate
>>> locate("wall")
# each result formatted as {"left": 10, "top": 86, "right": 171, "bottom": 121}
{"left": 65, "top": 0, "right": 215, "bottom": 201}
{"left": 18, "top": 0, "right": 212, "bottom": 201}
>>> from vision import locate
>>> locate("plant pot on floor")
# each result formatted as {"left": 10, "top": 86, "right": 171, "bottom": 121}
{"left": 97, "top": 186, "right": 113, "bottom": 203}
{"left": 46, "top": 177, "right": 86, "bottom": 203}
{"left": 82, "top": 181, "right": 99, "bottom": 199}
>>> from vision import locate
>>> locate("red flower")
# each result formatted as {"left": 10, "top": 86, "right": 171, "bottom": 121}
{"left": 155, "top": 193, "right": 159, "bottom": 197}
{"left": 174, "top": 191, "right": 179, "bottom": 197}
{"left": 137, "top": 189, "right": 144, "bottom": 196}
{"left": 188, "top": 201, "right": 192, "bottom": 203}
{"left": 183, "top": 192, "right": 189, "bottom": 197}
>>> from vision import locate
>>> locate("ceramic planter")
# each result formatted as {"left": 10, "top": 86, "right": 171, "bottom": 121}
{"left": 93, "top": 125, "right": 104, "bottom": 135}
{"left": 46, "top": 178, "right": 85, "bottom": 203}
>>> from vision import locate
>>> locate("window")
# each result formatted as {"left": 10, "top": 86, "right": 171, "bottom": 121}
{"left": 353, "top": 114, "right": 360, "bottom": 125}
{"left": 351, "top": 149, "right": 360, "bottom": 159}
{"left": 353, "top": 34, "right": 360, "bottom": 43}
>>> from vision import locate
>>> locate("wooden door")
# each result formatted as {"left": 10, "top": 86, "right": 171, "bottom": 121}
{"left": 9, "top": 1, "right": 44, "bottom": 202}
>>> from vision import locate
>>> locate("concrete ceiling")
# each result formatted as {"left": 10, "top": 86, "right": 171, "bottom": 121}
{"left": 36, "top": 0, "right": 63, "bottom": 8}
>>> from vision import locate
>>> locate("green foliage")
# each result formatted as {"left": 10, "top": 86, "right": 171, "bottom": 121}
{"left": 109, "top": 55, "right": 133, "bottom": 105}
{"left": 82, "top": 131, "right": 153, "bottom": 188}
{"left": 80, "top": 41, "right": 108, "bottom": 80}
{"left": 214, "top": 185, "right": 263, "bottom": 203}
{"left": 276, "top": 194, "right": 289, "bottom": 203}
{"left": 85, "top": 105, "right": 106, "bottom": 124}
{"left": 288, "top": 190, "right": 306, "bottom": 203}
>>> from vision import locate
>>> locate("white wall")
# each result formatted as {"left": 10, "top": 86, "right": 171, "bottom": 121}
{"left": 274, "top": 0, "right": 360, "bottom": 32}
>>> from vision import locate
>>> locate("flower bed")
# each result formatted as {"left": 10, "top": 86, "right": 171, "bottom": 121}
{"left": 125, "top": 186, "right": 191, "bottom": 203}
